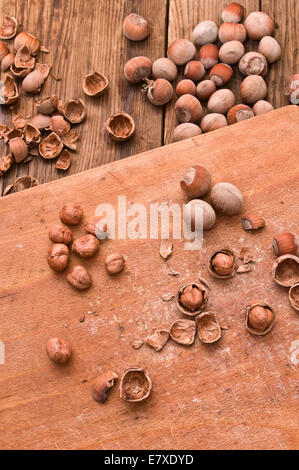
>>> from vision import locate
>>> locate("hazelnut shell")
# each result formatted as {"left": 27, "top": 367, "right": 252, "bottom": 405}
{"left": 196, "top": 312, "right": 222, "bottom": 343}
{"left": 245, "top": 302, "right": 276, "bottom": 336}
{"left": 170, "top": 319, "right": 196, "bottom": 345}
{"left": 176, "top": 282, "right": 208, "bottom": 317}
{"left": 145, "top": 329, "right": 169, "bottom": 351}
{"left": 272, "top": 255, "right": 299, "bottom": 288}
{"left": 120, "top": 368, "right": 152, "bottom": 402}
{"left": 242, "top": 213, "right": 265, "bottom": 230}
{"left": 0, "top": 16, "right": 18, "bottom": 40}
{"left": 289, "top": 283, "right": 299, "bottom": 312}
{"left": 83, "top": 72, "right": 109, "bottom": 97}
{"left": 105, "top": 113, "right": 135, "bottom": 142}
{"left": 92, "top": 371, "right": 118, "bottom": 403}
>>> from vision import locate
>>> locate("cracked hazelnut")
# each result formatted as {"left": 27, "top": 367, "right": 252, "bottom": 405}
{"left": 47, "top": 243, "right": 69, "bottom": 272}
{"left": 180, "top": 165, "right": 211, "bottom": 198}
{"left": 67, "top": 265, "right": 92, "bottom": 290}
{"left": 2, "top": 75, "right": 19, "bottom": 105}
{"left": 196, "top": 312, "right": 222, "bottom": 343}
{"left": 239, "top": 52, "right": 268, "bottom": 77}
{"left": 72, "top": 234, "right": 99, "bottom": 258}
{"left": 170, "top": 319, "right": 196, "bottom": 345}
{"left": 59, "top": 202, "right": 83, "bottom": 225}
{"left": 209, "top": 249, "right": 236, "bottom": 278}
{"left": 246, "top": 303, "right": 275, "bottom": 335}
{"left": 176, "top": 282, "right": 208, "bottom": 316}
{"left": 105, "top": 253, "right": 126, "bottom": 275}
{"left": 49, "top": 224, "right": 73, "bottom": 244}
{"left": 124, "top": 56, "right": 152, "bottom": 83}
{"left": 92, "top": 371, "right": 118, "bottom": 403}
{"left": 289, "top": 283, "right": 299, "bottom": 312}
{"left": 242, "top": 213, "right": 265, "bottom": 230}
{"left": 0, "top": 16, "right": 18, "bottom": 40}
{"left": 63, "top": 99, "right": 86, "bottom": 124}
{"left": 46, "top": 337, "right": 72, "bottom": 363}
{"left": 14, "top": 176, "right": 39, "bottom": 192}
{"left": 22, "top": 70, "right": 44, "bottom": 94}
{"left": 35, "top": 95, "right": 58, "bottom": 114}
{"left": 120, "top": 368, "right": 152, "bottom": 402}
{"left": 0, "top": 40, "right": 9, "bottom": 62}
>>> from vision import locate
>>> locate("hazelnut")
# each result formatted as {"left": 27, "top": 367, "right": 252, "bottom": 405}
{"left": 122, "top": 13, "right": 149, "bottom": 41}
{"left": 198, "top": 44, "right": 219, "bottom": 69}
{"left": 146, "top": 78, "right": 173, "bottom": 106}
{"left": 184, "top": 199, "right": 216, "bottom": 231}
{"left": 209, "top": 63, "right": 233, "bottom": 87}
{"left": 192, "top": 21, "right": 218, "bottom": 46}
{"left": 227, "top": 104, "right": 254, "bottom": 124}
{"left": 72, "top": 234, "right": 100, "bottom": 258}
{"left": 29, "top": 113, "right": 51, "bottom": 130}
{"left": 145, "top": 329, "right": 169, "bottom": 351}
{"left": 272, "top": 255, "right": 299, "bottom": 288}
{"left": 46, "top": 337, "right": 72, "bottom": 363}
{"left": 170, "top": 319, "right": 196, "bottom": 345}
{"left": 246, "top": 303, "right": 276, "bottom": 335}
{"left": 253, "top": 100, "right": 274, "bottom": 115}
{"left": 176, "top": 282, "right": 208, "bottom": 316}
{"left": 210, "top": 182, "right": 243, "bottom": 215}
{"left": 240, "top": 75, "right": 267, "bottom": 104}
{"left": 105, "top": 253, "right": 126, "bottom": 275}
{"left": 175, "top": 94, "right": 202, "bottom": 123}
{"left": 83, "top": 72, "right": 109, "bottom": 97}
{"left": 124, "top": 56, "right": 152, "bottom": 83}
{"left": 167, "top": 39, "right": 196, "bottom": 65}
{"left": 244, "top": 12, "right": 274, "bottom": 40}
{"left": 67, "top": 265, "right": 92, "bottom": 290}
{"left": 258, "top": 36, "right": 281, "bottom": 64}
{"left": 85, "top": 220, "right": 108, "bottom": 238}
{"left": 120, "top": 368, "right": 152, "bottom": 402}
{"left": 48, "top": 224, "right": 73, "bottom": 244}
{"left": 218, "top": 22, "right": 247, "bottom": 43}
{"left": 196, "top": 312, "right": 222, "bottom": 343}
{"left": 173, "top": 123, "right": 202, "bottom": 142}
{"left": 272, "top": 233, "right": 298, "bottom": 257}
{"left": 196, "top": 80, "right": 216, "bottom": 101}
{"left": 0, "top": 16, "right": 18, "bottom": 40}
{"left": 105, "top": 113, "right": 135, "bottom": 141}
{"left": 152, "top": 58, "right": 177, "bottom": 82}
{"left": 184, "top": 60, "right": 205, "bottom": 82}
{"left": 60, "top": 202, "right": 83, "bottom": 225}
{"left": 92, "top": 371, "right": 118, "bottom": 403}
{"left": 209, "top": 249, "right": 236, "bottom": 278}
{"left": 14, "top": 31, "right": 40, "bottom": 55}
{"left": 200, "top": 113, "right": 228, "bottom": 133}
{"left": 221, "top": 3, "right": 244, "bottom": 23}
{"left": 289, "top": 283, "right": 299, "bottom": 312}
{"left": 180, "top": 165, "right": 212, "bottom": 199}
{"left": 242, "top": 213, "right": 265, "bottom": 230}
{"left": 176, "top": 79, "right": 196, "bottom": 97}
{"left": 47, "top": 243, "right": 69, "bottom": 272}
{"left": 239, "top": 52, "right": 268, "bottom": 77}
{"left": 219, "top": 40, "right": 245, "bottom": 65}
{"left": 207, "top": 89, "right": 236, "bottom": 114}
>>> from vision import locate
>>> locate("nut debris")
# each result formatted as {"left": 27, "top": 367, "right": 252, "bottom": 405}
{"left": 289, "top": 283, "right": 299, "bottom": 312}
{"left": 105, "top": 113, "right": 135, "bottom": 142}
{"left": 14, "top": 176, "right": 39, "bottom": 192}
{"left": 0, "top": 154, "right": 14, "bottom": 176}
{"left": 56, "top": 149, "right": 72, "bottom": 170}
{"left": 132, "top": 338, "right": 144, "bottom": 349}
{"left": 145, "top": 329, "right": 169, "bottom": 351}
{"left": 39, "top": 132, "right": 63, "bottom": 159}
{"left": 176, "top": 282, "right": 208, "bottom": 316}
{"left": 196, "top": 312, "right": 221, "bottom": 344}
{"left": 170, "top": 319, "right": 196, "bottom": 345}
{"left": 237, "top": 264, "right": 253, "bottom": 273}
{"left": 160, "top": 239, "right": 173, "bottom": 259}
{"left": 239, "top": 247, "right": 255, "bottom": 264}
{"left": 120, "top": 368, "right": 152, "bottom": 402}
{"left": 3, "top": 184, "right": 14, "bottom": 196}
{"left": 92, "top": 371, "right": 118, "bottom": 403}
{"left": 83, "top": 72, "right": 109, "bottom": 97}
{"left": 161, "top": 292, "right": 175, "bottom": 302}
{"left": 272, "top": 254, "right": 299, "bottom": 288}
{"left": 0, "top": 16, "right": 18, "bottom": 39}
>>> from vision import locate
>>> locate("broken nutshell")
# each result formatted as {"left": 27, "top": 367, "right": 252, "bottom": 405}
{"left": 245, "top": 302, "right": 276, "bottom": 335}
{"left": 242, "top": 213, "right": 265, "bottom": 231}
{"left": 145, "top": 329, "right": 169, "bottom": 351}
{"left": 170, "top": 319, "right": 196, "bottom": 345}
{"left": 105, "top": 113, "right": 135, "bottom": 142}
{"left": 67, "top": 265, "right": 92, "bottom": 290}
{"left": 35, "top": 95, "right": 58, "bottom": 115}
{"left": 272, "top": 232, "right": 298, "bottom": 257}
{"left": 48, "top": 224, "right": 73, "bottom": 245}
{"left": 72, "top": 234, "right": 100, "bottom": 258}
{"left": 209, "top": 249, "right": 236, "bottom": 278}
{"left": 272, "top": 254, "right": 299, "bottom": 288}
{"left": 39, "top": 132, "right": 63, "bottom": 159}
{"left": 289, "top": 283, "right": 299, "bottom": 312}
{"left": 14, "top": 176, "right": 39, "bottom": 192}
{"left": 56, "top": 149, "right": 72, "bottom": 171}
{"left": 176, "top": 282, "right": 208, "bottom": 316}
{"left": 83, "top": 72, "right": 109, "bottom": 97}
{"left": 120, "top": 368, "right": 152, "bottom": 402}
{"left": 2, "top": 75, "right": 19, "bottom": 105}
{"left": 196, "top": 312, "right": 222, "bottom": 344}
{"left": 92, "top": 371, "right": 118, "bottom": 403}
{"left": 63, "top": 99, "right": 86, "bottom": 124}
{"left": 0, "top": 16, "right": 18, "bottom": 39}
{"left": 59, "top": 202, "right": 83, "bottom": 225}
{"left": 47, "top": 243, "right": 69, "bottom": 272}
{"left": 46, "top": 337, "right": 72, "bottom": 363}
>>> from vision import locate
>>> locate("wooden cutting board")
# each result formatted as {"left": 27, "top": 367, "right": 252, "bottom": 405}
{"left": 0, "top": 106, "right": 298, "bottom": 450}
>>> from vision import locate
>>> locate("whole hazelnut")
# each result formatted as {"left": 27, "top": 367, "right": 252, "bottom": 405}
{"left": 219, "top": 40, "right": 245, "bottom": 65}
{"left": 198, "top": 44, "right": 219, "bottom": 69}
{"left": 244, "top": 12, "right": 274, "bottom": 40}
{"left": 167, "top": 39, "right": 196, "bottom": 66}
{"left": 184, "top": 60, "right": 205, "bottom": 82}
{"left": 239, "top": 52, "right": 268, "bottom": 77}
{"left": 210, "top": 182, "right": 243, "bottom": 215}
{"left": 72, "top": 234, "right": 100, "bottom": 258}
{"left": 183, "top": 199, "right": 216, "bottom": 231}
{"left": 48, "top": 224, "right": 73, "bottom": 244}
{"left": 105, "top": 253, "right": 126, "bottom": 275}
{"left": 176, "top": 79, "right": 196, "bottom": 97}
{"left": 175, "top": 94, "right": 202, "bottom": 123}
{"left": 221, "top": 3, "right": 244, "bottom": 23}
{"left": 152, "top": 57, "right": 177, "bottom": 81}
{"left": 47, "top": 243, "right": 69, "bottom": 272}
{"left": 196, "top": 80, "right": 216, "bottom": 101}
{"left": 46, "top": 337, "right": 72, "bottom": 363}
{"left": 60, "top": 202, "right": 83, "bottom": 225}
{"left": 124, "top": 56, "right": 152, "bottom": 83}
{"left": 247, "top": 304, "right": 275, "bottom": 334}
{"left": 253, "top": 100, "right": 274, "bottom": 115}
{"left": 173, "top": 123, "right": 202, "bottom": 142}
{"left": 258, "top": 36, "right": 281, "bottom": 64}
{"left": 207, "top": 89, "right": 236, "bottom": 115}
{"left": 240, "top": 75, "right": 267, "bottom": 104}
{"left": 200, "top": 113, "right": 228, "bottom": 133}
{"left": 272, "top": 232, "right": 299, "bottom": 257}
{"left": 122, "top": 13, "right": 149, "bottom": 41}
{"left": 192, "top": 21, "right": 218, "bottom": 46}
{"left": 67, "top": 265, "right": 92, "bottom": 290}
{"left": 211, "top": 251, "right": 235, "bottom": 276}
{"left": 180, "top": 165, "right": 212, "bottom": 199}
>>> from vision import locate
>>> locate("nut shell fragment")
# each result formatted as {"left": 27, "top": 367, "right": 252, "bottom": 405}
{"left": 209, "top": 249, "right": 236, "bottom": 278}
{"left": 0, "top": 16, "right": 18, "bottom": 39}
{"left": 196, "top": 312, "right": 222, "bottom": 343}
{"left": 14, "top": 45, "right": 35, "bottom": 70}
{"left": 24, "top": 124, "right": 41, "bottom": 145}
{"left": 14, "top": 31, "right": 40, "bottom": 55}
{"left": 176, "top": 282, "right": 208, "bottom": 317}
{"left": 289, "top": 283, "right": 299, "bottom": 312}
{"left": 2, "top": 75, "right": 19, "bottom": 105}
{"left": 242, "top": 213, "right": 265, "bottom": 230}
{"left": 159, "top": 239, "right": 173, "bottom": 260}
{"left": 170, "top": 319, "right": 196, "bottom": 345}
{"left": 9, "top": 137, "right": 28, "bottom": 163}
{"left": 105, "top": 113, "right": 135, "bottom": 142}
{"left": 61, "top": 128, "right": 79, "bottom": 150}
{"left": 120, "top": 368, "right": 152, "bottom": 402}
{"left": 56, "top": 149, "right": 72, "bottom": 170}
{"left": 39, "top": 132, "right": 63, "bottom": 159}
{"left": 83, "top": 72, "right": 109, "bottom": 96}
{"left": 63, "top": 99, "right": 86, "bottom": 124}
{"left": 92, "top": 371, "right": 118, "bottom": 403}
{"left": 145, "top": 329, "right": 169, "bottom": 351}
{"left": 272, "top": 254, "right": 299, "bottom": 288}
{"left": 50, "top": 115, "right": 71, "bottom": 136}
{"left": 1, "top": 53, "right": 15, "bottom": 71}
{"left": 35, "top": 95, "right": 58, "bottom": 114}
{"left": 0, "top": 154, "right": 14, "bottom": 176}
{"left": 245, "top": 302, "right": 276, "bottom": 335}
{"left": 22, "top": 69, "right": 44, "bottom": 93}
{"left": 14, "top": 176, "right": 39, "bottom": 192}
{"left": 35, "top": 62, "right": 50, "bottom": 79}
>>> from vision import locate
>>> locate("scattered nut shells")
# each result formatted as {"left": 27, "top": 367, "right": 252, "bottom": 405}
{"left": 47, "top": 243, "right": 69, "bottom": 272}
{"left": 14, "top": 31, "right": 40, "bottom": 55}
{"left": 55, "top": 148, "right": 72, "bottom": 171}
{"left": 289, "top": 283, "right": 299, "bottom": 312}
{"left": 9, "top": 137, "right": 28, "bottom": 163}
{"left": 209, "top": 249, "right": 236, "bottom": 278}
{"left": 0, "top": 154, "right": 14, "bottom": 176}
{"left": 145, "top": 329, "right": 169, "bottom": 351}
{"left": 22, "top": 69, "right": 44, "bottom": 94}
{"left": 62, "top": 99, "right": 86, "bottom": 124}
{"left": 39, "top": 132, "right": 63, "bottom": 159}
{"left": 2, "top": 75, "right": 19, "bottom": 105}
{"left": 72, "top": 234, "right": 99, "bottom": 258}
{"left": 196, "top": 312, "right": 222, "bottom": 343}
{"left": 105, "top": 253, "right": 126, "bottom": 275}
{"left": 105, "top": 113, "right": 135, "bottom": 141}
{"left": 1, "top": 52, "right": 15, "bottom": 72}
{"left": 46, "top": 337, "right": 72, "bottom": 363}
{"left": 13, "top": 175, "right": 39, "bottom": 192}
{"left": 120, "top": 368, "right": 152, "bottom": 402}
{"left": 60, "top": 202, "right": 83, "bottom": 225}
{"left": 35, "top": 95, "right": 58, "bottom": 114}
{"left": 159, "top": 240, "right": 173, "bottom": 260}
{"left": 15, "top": 45, "right": 35, "bottom": 70}
{"left": 0, "top": 16, "right": 18, "bottom": 39}
{"left": 92, "top": 371, "right": 118, "bottom": 403}
{"left": 242, "top": 213, "right": 265, "bottom": 230}
{"left": 83, "top": 72, "right": 109, "bottom": 96}
{"left": 170, "top": 319, "right": 196, "bottom": 345}
{"left": 245, "top": 302, "right": 276, "bottom": 335}
{"left": 176, "top": 282, "right": 208, "bottom": 317}
{"left": 272, "top": 255, "right": 299, "bottom": 288}
{"left": 67, "top": 264, "right": 92, "bottom": 290}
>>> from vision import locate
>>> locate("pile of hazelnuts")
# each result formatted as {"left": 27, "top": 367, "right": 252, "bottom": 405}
{"left": 122, "top": 3, "right": 290, "bottom": 141}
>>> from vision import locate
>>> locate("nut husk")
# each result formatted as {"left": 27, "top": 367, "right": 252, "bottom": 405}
{"left": 289, "top": 283, "right": 299, "bottom": 312}
{"left": 145, "top": 329, "right": 169, "bottom": 351}
{"left": 120, "top": 368, "right": 152, "bottom": 402}
{"left": 0, "top": 16, "right": 18, "bottom": 39}
{"left": 176, "top": 282, "right": 208, "bottom": 316}
{"left": 83, "top": 72, "right": 109, "bottom": 96}
{"left": 39, "top": 132, "right": 63, "bottom": 159}
{"left": 35, "top": 95, "right": 58, "bottom": 115}
{"left": 10, "top": 62, "right": 32, "bottom": 78}
{"left": 105, "top": 113, "right": 135, "bottom": 141}
{"left": 196, "top": 312, "right": 222, "bottom": 343}
{"left": 272, "top": 254, "right": 299, "bottom": 288}
{"left": 209, "top": 249, "right": 236, "bottom": 278}
{"left": 92, "top": 371, "right": 118, "bottom": 403}
{"left": 245, "top": 302, "right": 276, "bottom": 335}
{"left": 170, "top": 319, "right": 196, "bottom": 345}
{"left": 63, "top": 99, "right": 86, "bottom": 124}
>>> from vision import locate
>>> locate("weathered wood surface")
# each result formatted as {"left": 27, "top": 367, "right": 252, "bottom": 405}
{"left": 0, "top": 106, "right": 298, "bottom": 450}
{"left": 0, "top": 0, "right": 298, "bottom": 193}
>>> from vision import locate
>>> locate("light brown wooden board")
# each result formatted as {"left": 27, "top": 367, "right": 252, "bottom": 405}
{"left": 0, "top": 106, "right": 299, "bottom": 450}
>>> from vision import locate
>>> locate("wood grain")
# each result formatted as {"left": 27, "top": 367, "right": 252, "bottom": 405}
{"left": 0, "top": 106, "right": 298, "bottom": 450}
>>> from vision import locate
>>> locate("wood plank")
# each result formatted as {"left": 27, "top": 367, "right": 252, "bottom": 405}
{"left": 0, "top": 106, "right": 298, "bottom": 450}
{"left": 1, "top": 0, "right": 167, "bottom": 193}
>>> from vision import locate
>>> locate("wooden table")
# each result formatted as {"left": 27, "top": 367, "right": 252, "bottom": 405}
{"left": 1, "top": 0, "right": 298, "bottom": 195}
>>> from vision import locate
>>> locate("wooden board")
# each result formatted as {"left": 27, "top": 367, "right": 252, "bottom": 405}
{"left": 0, "top": 106, "right": 299, "bottom": 450}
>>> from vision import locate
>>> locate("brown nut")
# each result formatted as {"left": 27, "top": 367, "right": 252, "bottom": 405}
{"left": 285, "top": 74, "right": 299, "bottom": 103}
{"left": 167, "top": 39, "right": 196, "bottom": 66}
{"left": 105, "top": 113, "right": 135, "bottom": 141}
{"left": 176, "top": 282, "right": 208, "bottom": 316}
{"left": 239, "top": 52, "right": 268, "bottom": 77}
{"left": 240, "top": 75, "right": 267, "bottom": 104}
{"left": 209, "top": 249, "right": 236, "bottom": 278}
{"left": 67, "top": 265, "right": 92, "bottom": 290}
{"left": 201, "top": 113, "right": 228, "bottom": 133}
{"left": 14, "top": 31, "right": 40, "bottom": 55}
{"left": 258, "top": 36, "right": 281, "bottom": 64}
{"left": 0, "top": 154, "right": 14, "bottom": 176}
{"left": 92, "top": 371, "right": 118, "bottom": 403}
{"left": 60, "top": 202, "right": 83, "bottom": 225}
{"left": 180, "top": 165, "right": 212, "bottom": 199}
{"left": 123, "top": 13, "right": 149, "bottom": 41}
{"left": 0, "top": 16, "right": 18, "bottom": 40}
{"left": 146, "top": 78, "right": 173, "bottom": 106}
{"left": 35, "top": 95, "right": 58, "bottom": 114}
{"left": 72, "top": 234, "right": 99, "bottom": 258}
{"left": 2, "top": 75, "right": 19, "bottom": 105}
{"left": 61, "top": 128, "right": 80, "bottom": 150}
{"left": 152, "top": 58, "right": 177, "bottom": 82}
{"left": 183, "top": 199, "right": 216, "bottom": 231}
{"left": 209, "top": 63, "right": 233, "bottom": 87}
{"left": 170, "top": 319, "right": 196, "bottom": 345}
{"left": 253, "top": 100, "right": 274, "bottom": 115}
{"left": 219, "top": 40, "right": 245, "bottom": 65}
{"left": 145, "top": 329, "right": 169, "bottom": 351}
{"left": 210, "top": 182, "right": 243, "bottom": 215}
{"left": 192, "top": 21, "right": 218, "bottom": 46}
{"left": 272, "top": 232, "right": 298, "bottom": 257}
{"left": 173, "top": 123, "right": 202, "bottom": 142}
{"left": 198, "top": 44, "right": 219, "bottom": 69}
{"left": 175, "top": 94, "right": 202, "bottom": 123}
{"left": 14, "top": 45, "right": 35, "bottom": 70}
{"left": 289, "top": 283, "right": 299, "bottom": 312}
{"left": 47, "top": 243, "right": 69, "bottom": 272}
{"left": 14, "top": 175, "right": 39, "bottom": 192}
{"left": 0, "top": 40, "right": 9, "bottom": 62}
{"left": 196, "top": 312, "right": 221, "bottom": 343}
{"left": 39, "top": 132, "right": 63, "bottom": 159}
{"left": 184, "top": 60, "right": 205, "bottom": 82}
{"left": 227, "top": 104, "right": 254, "bottom": 124}
{"left": 196, "top": 80, "right": 216, "bottom": 101}
{"left": 176, "top": 79, "right": 196, "bottom": 97}
{"left": 63, "top": 99, "right": 86, "bottom": 124}
{"left": 207, "top": 89, "right": 236, "bottom": 114}
{"left": 272, "top": 255, "right": 299, "bottom": 288}
{"left": 1, "top": 53, "right": 15, "bottom": 72}
{"left": 244, "top": 12, "right": 274, "bottom": 40}
{"left": 219, "top": 22, "right": 247, "bottom": 43}
{"left": 83, "top": 72, "right": 109, "bottom": 96}
{"left": 105, "top": 253, "right": 126, "bottom": 275}
{"left": 46, "top": 337, "right": 72, "bottom": 363}
{"left": 124, "top": 56, "right": 152, "bottom": 83}
{"left": 221, "top": 3, "right": 244, "bottom": 23}
{"left": 49, "top": 224, "right": 73, "bottom": 244}
{"left": 120, "top": 368, "right": 152, "bottom": 402}
{"left": 9, "top": 137, "right": 28, "bottom": 163}
{"left": 245, "top": 302, "right": 276, "bottom": 335}
{"left": 242, "top": 213, "right": 265, "bottom": 230}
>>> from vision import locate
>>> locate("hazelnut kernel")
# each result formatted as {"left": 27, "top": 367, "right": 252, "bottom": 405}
{"left": 179, "top": 284, "right": 204, "bottom": 313}
{"left": 67, "top": 265, "right": 92, "bottom": 290}
{"left": 46, "top": 337, "right": 72, "bottom": 363}
{"left": 59, "top": 202, "right": 83, "bottom": 225}
{"left": 105, "top": 253, "right": 126, "bottom": 275}
{"left": 47, "top": 243, "right": 69, "bottom": 272}
{"left": 72, "top": 234, "right": 99, "bottom": 258}
{"left": 48, "top": 224, "right": 73, "bottom": 244}
{"left": 248, "top": 305, "right": 275, "bottom": 332}
{"left": 212, "top": 252, "right": 234, "bottom": 276}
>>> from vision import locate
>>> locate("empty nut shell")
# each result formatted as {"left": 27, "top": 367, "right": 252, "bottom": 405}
{"left": 209, "top": 249, "right": 236, "bottom": 278}
{"left": 61, "top": 128, "right": 80, "bottom": 150}
{"left": 120, "top": 368, "right": 152, "bottom": 402}
{"left": 35, "top": 95, "right": 58, "bottom": 114}
{"left": 198, "top": 44, "right": 219, "bottom": 69}
{"left": 46, "top": 337, "right": 72, "bottom": 363}
{"left": 0, "top": 16, "right": 18, "bottom": 39}
{"left": 176, "top": 282, "right": 208, "bottom": 316}
{"left": 56, "top": 149, "right": 72, "bottom": 171}
{"left": 47, "top": 243, "right": 69, "bottom": 272}
{"left": 9, "top": 137, "right": 28, "bottom": 163}
{"left": 60, "top": 202, "right": 83, "bottom": 225}
{"left": 72, "top": 234, "right": 99, "bottom": 258}
{"left": 92, "top": 371, "right": 118, "bottom": 403}
{"left": 105, "top": 113, "right": 135, "bottom": 141}
{"left": 272, "top": 232, "right": 298, "bottom": 257}
{"left": 227, "top": 104, "right": 254, "bottom": 124}
{"left": 170, "top": 319, "right": 196, "bottom": 345}
{"left": 14, "top": 175, "right": 39, "bottom": 192}
{"left": 39, "top": 132, "right": 63, "bottom": 159}
{"left": 196, "top": 312, "right": 221, "bottom": 343}
{"left": 29, "top": 113, "right": 51, "bottom": 130}
{"left": 124, "top": 56, "right": 152, "bottom": 83}
{"left": 10, "top": 62, "right": 32, "bottom": 78}
{"left": 242, "top": 213, "right": 265, "bottom": 230}
{"left": 14, "top": 45, "right": 35, "bottom": 70}
{"left": 219, "top": 22, "right": 247, "bottom": 43}
{"left": 209, "top": 63, "right": 233, "bottom": 87}
{"left": 24, "top": 124, "right": 41, "bottom": 145}
{"left": 175, "top": 94, "right": 202, "bottom": 123}
{"left": 245, "top": 302, "right": 276, "bottom": 335}
{"left": 272, "top": 255, "right": 299, "bottom": 288}
{"left": 180, "top": 164, "right": 212, "bottom": 198}
{"left": 123, "top": 13, "right": 149, "bottom": 41}
{"left": 2, "top": 75, "right": 19, "bottom": 105}
{"left": 239, "top": 52, "right": 268, "bottom": 77}
{"left": 176, "top": 79, "right": 196, "bottom": 97}
{"left": 83, "top": 72, "right": 109, "bottom": 96}
{"left": 63, "top": 99, "right": 86, "bottom": 124}
{"left": 22, "top": 70, "right": 44, "bottom": 93}
{"left": 50, "top": 115, "right": 71, "bottom": 136}
{"left": 67, "top": 265, "right": 92, "bottom": 290}
{"left": 167, "top": 39, "right": 196, "bottom": 66}
{"left": 289, "top": 283, "right": 299, "bottom": 312}
{"left": 49, "top": 224, "right": 73, "bottom": 244}
{"left": 105, "top": 253, "right": 126, "bottom": 275}
{"left": 145, "top": 329, "right": 169, "bottom": 351}
{"left": 1, "top": 53, "right": 15, "bottom": 72}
